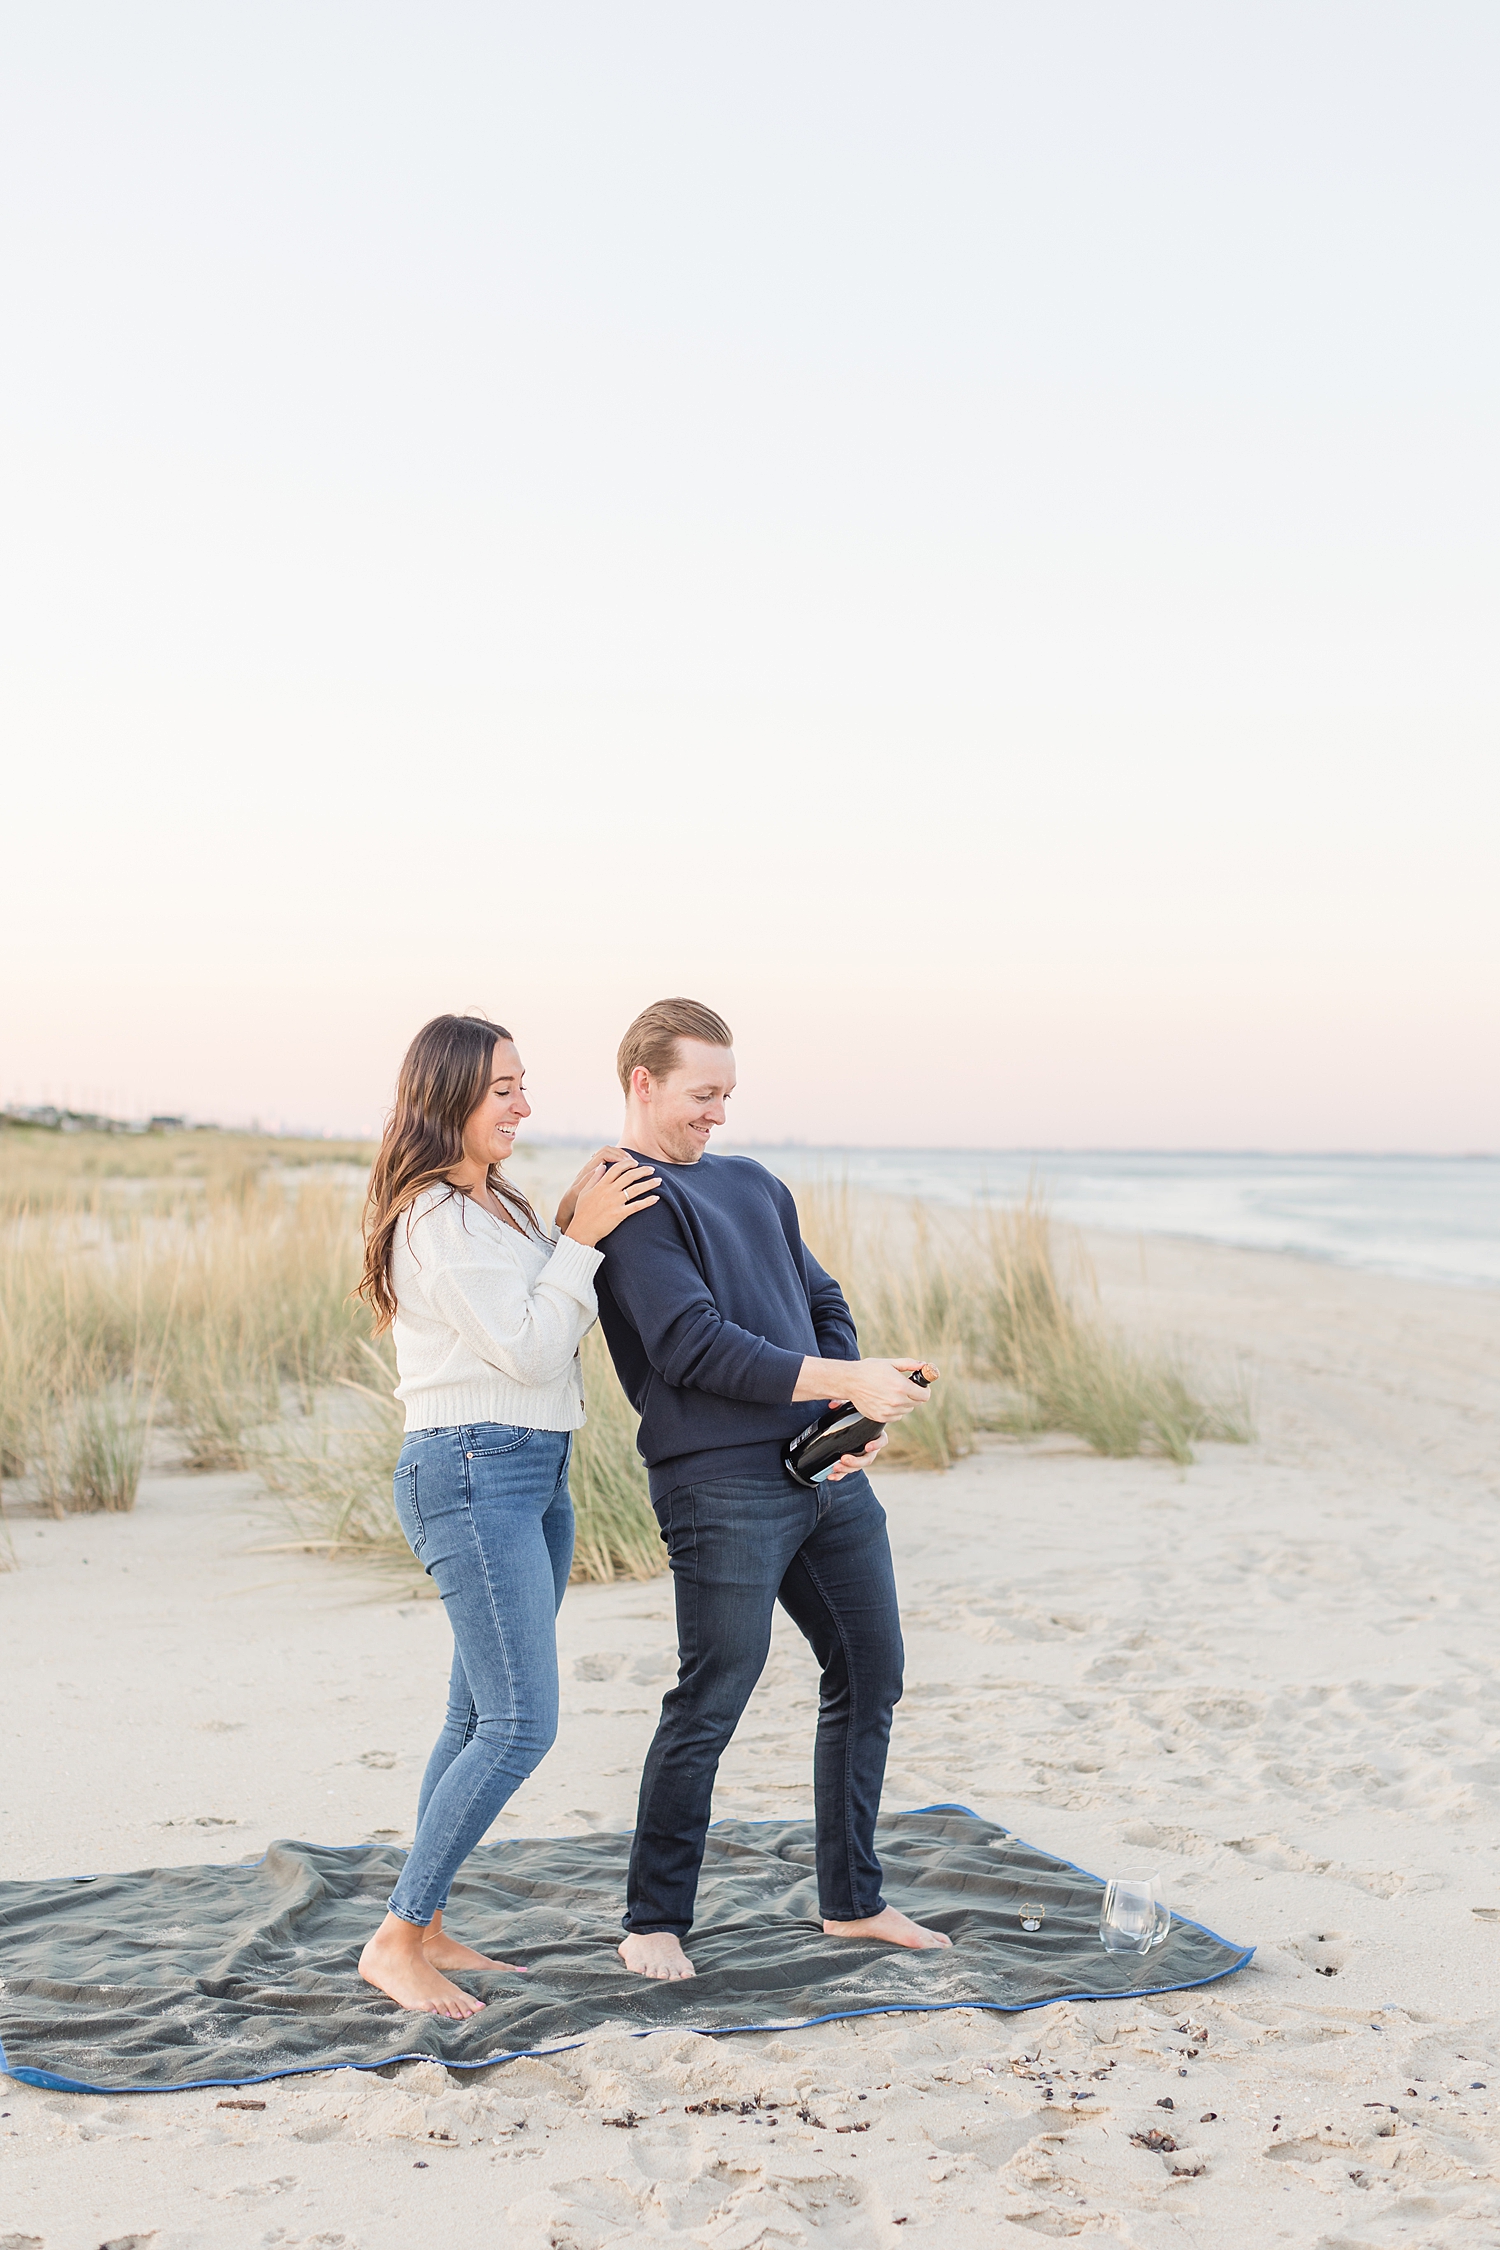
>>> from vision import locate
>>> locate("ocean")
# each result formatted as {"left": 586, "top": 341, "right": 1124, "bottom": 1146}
{"left": 741, "top": 1149, "right": 1500, "bottom": 1292}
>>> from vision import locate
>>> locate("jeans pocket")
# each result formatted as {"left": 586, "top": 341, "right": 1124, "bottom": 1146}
{"left": 392, "top": 1461, "right": 425, "bottom": 1555}
{"left": 465, "top": 1424, "right": 535, "bottom": 1456}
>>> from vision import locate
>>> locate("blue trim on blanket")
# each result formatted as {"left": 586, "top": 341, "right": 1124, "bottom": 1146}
{"left": 0, "top": 1802, "right": 1255, "bottom": 2096}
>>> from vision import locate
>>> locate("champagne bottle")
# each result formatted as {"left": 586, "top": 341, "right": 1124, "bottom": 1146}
{"left": 782, "top": 1365, "right": 935, "bottom": 1488}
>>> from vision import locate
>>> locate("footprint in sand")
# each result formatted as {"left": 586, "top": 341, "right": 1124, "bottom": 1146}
{"left": 1284, "top": 1930, "right": 1355, "bottom": 1978}
{"left": 574, "top": 1652, "right": 626, "bottom": 1681}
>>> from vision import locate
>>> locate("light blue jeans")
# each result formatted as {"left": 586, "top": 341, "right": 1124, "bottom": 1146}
{"left": 386, "top": 1422, "right": 574, "bottom": 1927}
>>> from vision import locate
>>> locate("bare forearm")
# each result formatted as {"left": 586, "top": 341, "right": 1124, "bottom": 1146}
{"left": 794, "top": 1355, "right": 931, "bottom": 1420}
{"left": 793, "top": 1357, "right": 860, "bottom": 1403}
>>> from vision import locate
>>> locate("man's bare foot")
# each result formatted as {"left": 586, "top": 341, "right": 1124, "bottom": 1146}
{"left": 422, "top": 1930, "right": 527, "bottom": 1974}
{"left": 617, "top": 1931, "right": 696, "bottom": 1980}
{"left": 358, "top": 1915, "right": 485, "bottom": 2018}
{"left": 822, "top": 1905, "right": 952, "bottom": 1950}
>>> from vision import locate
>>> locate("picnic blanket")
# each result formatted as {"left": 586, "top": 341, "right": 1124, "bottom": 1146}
{"left": 0, "top": 1805, "right": 1252, "bottom": 2093}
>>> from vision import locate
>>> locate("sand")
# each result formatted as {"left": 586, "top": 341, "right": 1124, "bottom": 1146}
{"left": 2, "top": 1231, "right": 1498, "bottom": 2248}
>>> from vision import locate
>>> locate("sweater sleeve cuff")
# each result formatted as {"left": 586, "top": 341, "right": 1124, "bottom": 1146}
{"left": 759, "top": 1342, "right": 806, "bottom": 1405}
{"left": 543, "top": 1232, "right": 604, "bottom": 1302}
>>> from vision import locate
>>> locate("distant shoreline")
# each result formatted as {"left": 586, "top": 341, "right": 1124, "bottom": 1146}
{"left": 6, "top": 1121, "right": 1495, "bottom": 1290}
{"left": 741, "top": 1146, "right": 1500, "bottom": 1295}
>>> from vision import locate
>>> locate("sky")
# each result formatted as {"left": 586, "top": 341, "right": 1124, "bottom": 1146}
{"left": 2, "top": 2, "right": 1496, "bottom": 1150}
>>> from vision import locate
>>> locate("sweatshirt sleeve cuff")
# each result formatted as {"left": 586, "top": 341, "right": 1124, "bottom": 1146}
{"left": 543, "top": 1232, "right": 604, "bottom": 1301}
{"left": 759, "top": 1343, "right": 806, "bottom": 1405}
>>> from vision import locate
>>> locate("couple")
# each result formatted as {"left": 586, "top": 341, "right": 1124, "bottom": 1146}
{"left": 356, "top": 997, "right": 949, "bottom": 2018}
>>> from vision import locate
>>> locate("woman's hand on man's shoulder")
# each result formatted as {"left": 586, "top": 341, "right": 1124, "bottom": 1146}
{"left": 563, "top": 1157, "right": 661, "bottom": 1248}
{"left": 554, "top": 1146, "right": 631, "bottom": 1234}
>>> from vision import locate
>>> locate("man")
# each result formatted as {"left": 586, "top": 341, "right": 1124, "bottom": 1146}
{"left": 592, "top": 996, "right": 951, "bottom": 1980}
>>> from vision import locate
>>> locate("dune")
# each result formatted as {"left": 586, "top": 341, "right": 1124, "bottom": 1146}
{"left": 2, "top": 1230, "right": 1497, "bottom": 2247}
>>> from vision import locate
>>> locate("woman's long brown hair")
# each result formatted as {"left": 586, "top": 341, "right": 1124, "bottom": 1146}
{"left": 359, "top": 1013, "right": 542, "bottom": 1333}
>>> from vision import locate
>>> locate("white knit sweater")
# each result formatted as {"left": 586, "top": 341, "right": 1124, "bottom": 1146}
{"left": 389, "top": 1185, "right": 603, "bottom": 1433}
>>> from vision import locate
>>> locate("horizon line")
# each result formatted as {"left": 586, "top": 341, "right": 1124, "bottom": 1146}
{"left": 4, "top": 1110, "right": 1493, "bottom": 1161}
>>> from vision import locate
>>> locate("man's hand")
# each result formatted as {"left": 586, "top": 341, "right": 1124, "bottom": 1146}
{"left": 793, "top": 1357, "right": 935, "bottom": 1422}
{"left": 821, "top": 1430, "right": 890, "bottom": 1482}
{"left": 555, "top": 1147, "right": 630, "bottom": 1235}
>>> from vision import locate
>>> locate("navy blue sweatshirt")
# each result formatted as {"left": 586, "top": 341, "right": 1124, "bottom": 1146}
{"left": 592, "top": 1151, "right": 859, "bottom": 1498}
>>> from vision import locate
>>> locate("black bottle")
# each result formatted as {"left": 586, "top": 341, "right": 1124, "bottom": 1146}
{"left": 782, "top": 1365, "right": 934, "bottom": 1488}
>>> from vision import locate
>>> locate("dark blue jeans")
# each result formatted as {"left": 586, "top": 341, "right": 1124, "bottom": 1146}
{"left": 387, "top": 1423, "right": 574, "bottom": 1927}
{"left": 625, "top": 1467, "right": 903, "bottom": 1935}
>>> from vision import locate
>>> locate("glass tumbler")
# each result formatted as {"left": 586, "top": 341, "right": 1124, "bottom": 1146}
{"left": 1099, "top": 1873, "right": 1171, "bottom": 1955}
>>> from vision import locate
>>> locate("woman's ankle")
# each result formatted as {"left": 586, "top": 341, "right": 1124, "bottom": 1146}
{"left": 370, "top": 1910, "right": 429, "bottom": 1952}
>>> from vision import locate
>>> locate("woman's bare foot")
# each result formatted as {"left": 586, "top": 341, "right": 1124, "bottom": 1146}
{"left": 617, "top": 1931, "right": 695, "bottom": 1980}
{"left": 823, "top": 1905, "right": 952, "bottom": 1950}
{"left": 359, "top": 1913, "right": 486, "bottom": 2018}
{"left": 422, "top": 1931, "right": 527, "bottom": 1973}
{"left": 420, "top": 1909, "right": 527, "bottom": 1974}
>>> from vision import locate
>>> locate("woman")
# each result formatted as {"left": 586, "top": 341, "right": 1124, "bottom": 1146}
{"left": 355, "top": 1012, "right": 658, "bottom": 2017}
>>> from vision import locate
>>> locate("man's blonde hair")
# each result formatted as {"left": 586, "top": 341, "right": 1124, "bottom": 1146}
{"left": 617, "top": 997, "right": 734, "bottom": 1095}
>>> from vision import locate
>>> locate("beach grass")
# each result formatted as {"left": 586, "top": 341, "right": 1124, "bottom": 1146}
{"left": 796, "top": 1181, "right": 1251, "bottom": 1468}
{"left": 0, "top": 1125, "right": 664, "bottom": 1578}
{"left": 251, "top": 1354, "right": 409, "bottom": 1565}
{"left": 567, "top": 1327, "right": 671, "bottom": 1580}
{"left": 0, "top": 1124, "right": 372, "bottom": 1214}
{"left": 0, "top": 1138, "right": 376, "bottom": 1511}
{"left": 251, "top": 1328, "right": 666, "bottom": 1585}
{"left": 795, "top": 1183, "right": 977, "bottom": 1470}
{"left": 0, "top": 1126, "right": 1249, "bottom": 1567}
